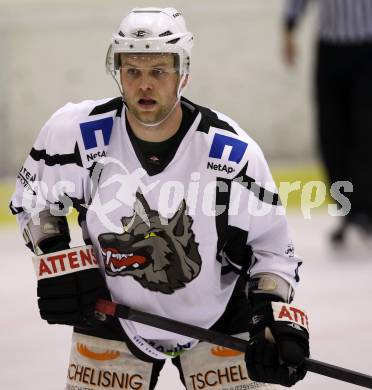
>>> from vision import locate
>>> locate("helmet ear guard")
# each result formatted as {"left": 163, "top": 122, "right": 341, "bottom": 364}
{"left": 105, "top": 43, "right": 115, "bottom": 76}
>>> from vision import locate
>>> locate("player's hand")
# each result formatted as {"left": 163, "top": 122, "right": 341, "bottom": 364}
{"left": 283, "top": 31, "right": 297, "bottom": 67}
{"left": 33, "top": 245, "right": 111, "bottom": 329}
{"left": 245, "top": 297, "right": 309, "bottom": 387}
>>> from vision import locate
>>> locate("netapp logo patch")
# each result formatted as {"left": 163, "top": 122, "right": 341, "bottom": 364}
{"left": 207, "top": 162, "right": 235, "bottom": 174}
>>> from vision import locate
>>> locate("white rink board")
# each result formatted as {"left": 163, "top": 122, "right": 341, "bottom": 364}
{"left": 1, "top": 211, "right": 372, "bottom": 390}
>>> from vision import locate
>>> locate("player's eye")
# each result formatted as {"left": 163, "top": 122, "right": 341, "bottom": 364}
{"left": 144, "top": 232, "right": 159, "bottom": 239}
{"left": 150, "top": 68, "right": 177, "bottom": 79}
{"left": 151, "top": 68, "right": 166, "bottom": 78}
{"left": 123, "top": 67, "right": 140, "bottom": 78}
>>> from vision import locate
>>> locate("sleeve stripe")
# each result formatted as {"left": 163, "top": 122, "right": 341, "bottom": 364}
{"left": 30, "top": 142, "right": 83, "bottom": 167}
{"left": 9, "top": 201, "right": 24, "bottom": 215}
{"left": 234, "top": 164, "right": 281, "bottom": 206}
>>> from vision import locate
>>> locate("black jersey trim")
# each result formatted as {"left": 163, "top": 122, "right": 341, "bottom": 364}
{"left": 215, "top": 177, "right": 231, "bottom": 260}
{"left": 89, "top": 97, "right": 124, "bottom": 117}
{"left": 224, "top": 226, "right": 252, "bottom": 268}
{"left": 9, "top": 201, "right": 24, "bottom": 215}
{"left": 215, "top": 177, "right": 253, "bottom": 276}
{"left": 233, "top": 164, "right": 281, "bottom": 206}
{"left": 30, "top": 142, "right": 83, "bottom": 167}
{"left": 294, "top": 262, "right": 301, "bottom": 283}
{"left": 194, "top": 104, "right": 237, "bottom": 135}
{"left": 222, "top": 226, "right": 253, "bottom": 276}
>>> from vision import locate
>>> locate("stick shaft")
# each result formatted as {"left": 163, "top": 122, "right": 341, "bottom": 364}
{"left": 305, "top": 359, "right": 372, "bottom": 389}
{"left": 95, "top": 299, "right": 372, "bottom": 389}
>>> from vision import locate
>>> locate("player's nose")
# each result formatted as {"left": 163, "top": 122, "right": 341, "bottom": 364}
{"left": 138, "top": 71, "right": 154, "bottom": 92}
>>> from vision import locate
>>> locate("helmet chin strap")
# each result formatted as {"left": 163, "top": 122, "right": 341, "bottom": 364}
{"left": 110, "top": 71, "right": 187, "bottom": 128}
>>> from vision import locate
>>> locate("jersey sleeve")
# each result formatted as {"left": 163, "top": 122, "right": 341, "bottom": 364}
{"left": 9, "top": 105, "right": 87, "bottom": 233}
{"left": 228, "top": 141, "right": 302, "bottom": 289}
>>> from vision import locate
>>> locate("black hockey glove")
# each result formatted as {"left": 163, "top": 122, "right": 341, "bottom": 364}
{"left": 245, "top": 295, "right": 310, "bottom": 387}
{"left": 33, "top": 244, "right": 110, "bottom": 329}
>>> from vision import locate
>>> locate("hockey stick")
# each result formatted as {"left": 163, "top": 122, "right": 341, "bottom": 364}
{"left": 95, "top": 299, "right": 372, "bottom": 389}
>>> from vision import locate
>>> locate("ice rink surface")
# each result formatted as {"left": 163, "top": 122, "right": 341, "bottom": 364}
{"left": 1, "top": 210, "right": 372, "bottom": 390}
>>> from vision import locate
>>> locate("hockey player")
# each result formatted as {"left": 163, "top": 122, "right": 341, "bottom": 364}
{"left": 10, "top": 7, "right": 309, "bottom": 390}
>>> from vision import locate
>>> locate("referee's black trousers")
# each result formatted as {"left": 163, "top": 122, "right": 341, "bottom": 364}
{"left": 315, "top": 40, "right": 372, "bottom": 222}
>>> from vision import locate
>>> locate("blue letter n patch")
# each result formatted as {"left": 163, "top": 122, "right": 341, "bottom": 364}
{"left": 209, "top": 133, "right": 248, "bottom": 163}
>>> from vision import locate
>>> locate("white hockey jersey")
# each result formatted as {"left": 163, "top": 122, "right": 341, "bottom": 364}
{"left": 10, "top": 96, "right": 302, "bottom": 359}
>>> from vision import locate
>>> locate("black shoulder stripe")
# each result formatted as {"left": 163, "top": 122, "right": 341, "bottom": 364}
{"left": 195, "top": 104, "right": 237, "bottom": 135}
{"left": 30, "top": 142, "right": 83, "bottom": 167}
{"left": 89, "top": 97, "right": 124, "bottom": 117}
{"left": 234, "top": 164, "right": 281, "bottom": 206}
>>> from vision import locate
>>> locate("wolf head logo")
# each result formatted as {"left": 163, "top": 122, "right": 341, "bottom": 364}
{"left": 98, "top": 191, "right": 202, "bottom": 294}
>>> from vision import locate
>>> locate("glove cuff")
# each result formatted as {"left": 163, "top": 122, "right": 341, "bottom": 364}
{"left": 249, "top": 301, "right": 309, "bottom": 337}
{"left": 271, "top": 302, "right": 309, "bottom": 333}
{"left": 33, "top": 245, "right": 99, "bottom": 280}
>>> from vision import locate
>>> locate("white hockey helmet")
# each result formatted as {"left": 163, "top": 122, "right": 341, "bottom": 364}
{"left": 106, "top": 7, "right": 194, "bottom": 76}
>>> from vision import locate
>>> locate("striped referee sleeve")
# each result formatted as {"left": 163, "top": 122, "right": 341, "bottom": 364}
{"left": 319, "top": 0, "right": 372, "bottom": 42}
{"left": 283, "top": 0, "right": 372, "bottom": 42}
{"left": 284, "top": 0, "right": 309, "bottom": 32}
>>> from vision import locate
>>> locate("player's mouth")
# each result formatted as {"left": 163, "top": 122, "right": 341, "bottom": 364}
{"left": 137, "top": 98, "right": 157, "bottom": 110}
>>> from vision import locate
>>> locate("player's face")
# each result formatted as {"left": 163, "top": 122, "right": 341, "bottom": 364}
{"left": 119, "top": 53, "right": 180, "bottom": 125}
